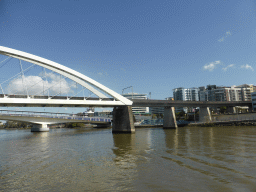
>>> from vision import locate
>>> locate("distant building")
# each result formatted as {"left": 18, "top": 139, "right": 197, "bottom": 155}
{"left": 251, "top": 92, "right": 256, "bottom": 111}
{"left": 83, "top": 107, "right": 95, "bottom": 117}
{"left": 165, "top": 97, "right": 174, "bottom": 100}
{"left": 199, "top": 84, "right": 252, "bottom": 102}
{"left": 122, "top": 93, "right": 149, "bottom": 114}
{"left": 173, "top": 87, "right": 199, "bottom": 101}
{"left": 94, "top": 110, "right": 112, "bottom": 117}
{"left": 199, "top": 85, "right": 217, "bottom": 101}
{"left": 149, "top": 97, "right": 173, "bottom": 115}
{"left": 149, "top": 107, "right": 164, "bottom": 115}
{"left": 173, "top": 87, "right": 199, "bottom": 113}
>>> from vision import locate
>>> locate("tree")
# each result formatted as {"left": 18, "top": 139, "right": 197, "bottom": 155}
{"left": 220, "top": 106, "right": 227, "bottom": 114}
{"left": 65, "top": 122, "right": 85, "bottom": 128}
{"left": 176, "top": 111, "right": 185, "bottom": 120}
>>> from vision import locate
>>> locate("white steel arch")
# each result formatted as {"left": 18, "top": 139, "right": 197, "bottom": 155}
{"left": 0, "top": 46, "right": 132, "bottom": 106}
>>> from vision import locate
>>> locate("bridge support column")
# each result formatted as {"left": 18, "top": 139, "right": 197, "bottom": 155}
{"left": 199, "top": 107, "right": 212, "bottom": 122}
{"left": 31, "top": 124, "right": 49, "bottom": 132}
{"left": 248, "top": 105, "right": 252, "bottom": 112}
{"left": 112, "top": 106, "right": 135, "bottom": 133}
{"left": 163, "top": 107, "right": 177, "bottom": 129}
{"left": 227, "top": 107, "right": 236, "bottom": 114}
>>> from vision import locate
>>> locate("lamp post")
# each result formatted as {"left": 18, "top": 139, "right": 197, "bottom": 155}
{"left": 122, "top": 86, "right": 133, "bottom": 98}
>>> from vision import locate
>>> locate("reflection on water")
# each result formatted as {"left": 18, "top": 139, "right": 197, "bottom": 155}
{"left": 112, "top": 134, "right": 136, "bottom": 168}
{"left": 1, "top": 127, "right": 256, "bottom": 191}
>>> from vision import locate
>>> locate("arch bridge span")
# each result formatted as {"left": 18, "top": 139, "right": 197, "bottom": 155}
{"left": 0, "top": 46, "right": 132, "bottom": 107}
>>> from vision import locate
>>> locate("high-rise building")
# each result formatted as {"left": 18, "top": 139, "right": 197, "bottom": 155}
{"left": 199, "top": 85, "right": 217, "bottom": 101}
{"left": 173, "top": 87, "right": 199, "bottom": 112}
{"left": 198, "top": 84, "right": 252, "bottom": 102}
{"left": 173, "top": 87, "right": 199, "bottom": 101}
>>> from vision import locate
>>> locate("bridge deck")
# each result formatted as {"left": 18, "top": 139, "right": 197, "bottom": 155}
{"left": 0, "top": 94, "right": 252, "bottom": 108}
{"left": 131, "top": 99, "right": 252, "bottom": 107}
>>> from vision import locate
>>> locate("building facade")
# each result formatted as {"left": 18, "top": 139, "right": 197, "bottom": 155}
{"left": 173, "top": 87, "right": 199, "bottom": 113}
{"left": 251, "top": 92, "right": 256, "bottom": 111}
{"left": 122, "top": 93, "right": 149, "bottom": 114}
{"left": 199, "top": 84, "right": 252, "bottom": 102}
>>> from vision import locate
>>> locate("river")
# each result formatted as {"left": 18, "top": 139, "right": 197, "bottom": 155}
{"left": 0, "top": 127, "right": 256, "bottom": 191}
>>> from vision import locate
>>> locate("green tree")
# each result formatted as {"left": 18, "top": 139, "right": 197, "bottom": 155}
{"left": 65, "top": 122, "right": 85, "bottom": 128}
{"left": 220, "top": 106, "right": 227, "bottom": 114}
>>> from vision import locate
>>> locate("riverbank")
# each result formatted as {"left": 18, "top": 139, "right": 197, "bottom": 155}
{"left": 188, "top": 120, "right": 256, "bottom": 127}
{"left": 135, "top": 125, "right": 163, "bottom": 128}
{"left": 0, "top": 127, "right": 32, "bottom": 130}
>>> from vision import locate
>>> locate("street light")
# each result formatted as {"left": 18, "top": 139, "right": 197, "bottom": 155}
{"left": 122, "top": 86, "right": 133, "bottom": 98}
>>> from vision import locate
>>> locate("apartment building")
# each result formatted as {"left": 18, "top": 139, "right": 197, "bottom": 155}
{"left": 173, "top": 87, "right": 199, "bottom": 112}
{"left": 251, "top": 92, "right": 256, "bottom": 111}
{"left": 199, "top": 84, "right": 252, "bottom": 102}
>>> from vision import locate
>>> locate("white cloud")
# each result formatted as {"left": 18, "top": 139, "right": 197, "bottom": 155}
{"left": 97, "top": 72, "right": 108, "bottom": 76}
{"left": 241, "top": 64, "right": 254, "bottom": 71}
{"left": 218, "top": 31, "right": 231, "bottom": 42}
{"left": 203, "top": 60, "right": 221, "bottom": 71}
{"left": 218, "top": 37, "right": 225, "bottom": 42}
{"left": 7, "top": 73, "right": 74, "bottom": 95}
{"left": 226, "top": 31, "right": 231, "bottom": 36}
{"left": 222, "top": 64, "right": 235, "bottom": 71}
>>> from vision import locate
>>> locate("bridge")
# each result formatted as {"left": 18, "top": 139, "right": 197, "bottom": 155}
{"left": 0, "top": 46, "right": 252, "bottom": 133}
{"left": 131, "top": 99, "right": 252, "bottom": 128}
{"left": 0, "top": 110, "right": 111, "bottom": 131}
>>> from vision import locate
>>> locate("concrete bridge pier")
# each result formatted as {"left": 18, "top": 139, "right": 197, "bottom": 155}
{"left": 163, "top": 107, "right": 177, "bottom": 129}
{"left": 248, "top": 105, "right": 252, "bottom": 112}
{"left": 227, "top": 107, "right": 236, "bottom": 114}
{"left": 112, "top": 106, "right": 135, "bottom": 133}
{"left": 199, "top": 107, "right": 212, "bottom": 122}
{"left": 31, "top": 124, "right": 49, "bottom": 132}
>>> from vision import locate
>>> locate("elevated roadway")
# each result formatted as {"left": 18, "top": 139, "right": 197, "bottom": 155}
{"left": 131, "top": 99, "right": 252, "bottom": 107}
{"left": 0, "top": 95, "right": 252, "bottom": 108}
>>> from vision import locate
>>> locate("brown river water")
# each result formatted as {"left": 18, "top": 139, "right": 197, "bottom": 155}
{"left": 0, "top": 126, "right": 256, "bottom": 192}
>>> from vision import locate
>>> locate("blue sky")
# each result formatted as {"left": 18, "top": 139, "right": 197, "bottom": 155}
{"left": 0, "top": 0, "right": 256, "bottom": 113}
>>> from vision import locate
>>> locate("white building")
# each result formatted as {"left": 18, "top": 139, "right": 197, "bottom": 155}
{"left": 122, "top": 93, "right": 149, "bottom": 114}
{"left": 199, "top": 85, "right": 252, "bottom": 102}
{"left": 173, "top": 87, "right": 199, "bottom": 101}
{"left": 173, "top": 87, "right": 199, "bottom": 113}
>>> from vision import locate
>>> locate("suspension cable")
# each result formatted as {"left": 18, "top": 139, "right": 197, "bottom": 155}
{"left": 34, "top": 74, "right": 69, "bottom": 96}
{"left": 11, "top": 70, "right": 55, "bottom": 95}
{"left": 19, "top": 59, "right": 29, "bottom": 97}
{"left": 0, "top": 57, "right": 12, "bottom": 69}
{"left": 43, "top": 68, "right": 49, "bottom": 97}
{"left": 0, "top": 64, "right": 35, "bottom": 86}
{"left": 68, "top": 87, "right": 87, "bottom": 99}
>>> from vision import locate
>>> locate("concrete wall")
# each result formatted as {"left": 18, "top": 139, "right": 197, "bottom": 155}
{"left": 212, "top": 113, "right": 256, "bottom": 122}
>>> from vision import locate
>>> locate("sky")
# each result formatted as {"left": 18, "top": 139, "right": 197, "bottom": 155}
{"left": 1, "top": 0, "right": 256, "bottom": 113}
